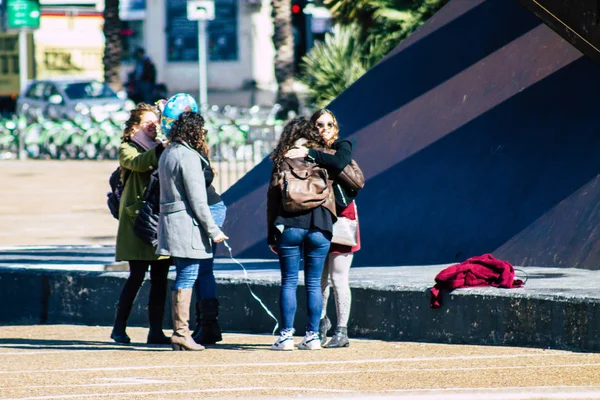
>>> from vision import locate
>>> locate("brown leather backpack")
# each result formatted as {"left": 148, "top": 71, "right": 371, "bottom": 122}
{"left": 275, "top": 158, "right": 331, "bottom": 213}
{"left": 318, "top": 148, "right": 365, "bottom": 191}
{"left": 337, "top": 159, "right": 364, "bottom": 191}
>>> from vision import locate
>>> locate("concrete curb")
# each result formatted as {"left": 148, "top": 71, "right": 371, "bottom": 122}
{"left": 0, "top": 266, "right": 598, "bottom": 353}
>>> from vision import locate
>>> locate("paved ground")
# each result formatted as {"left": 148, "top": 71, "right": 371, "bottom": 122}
{"left": 1, "top": 325, "right": 600, "bottom": 400}
{"left": 0, "top": 160, "right": 249, "bottom": 248}
{"left": 3, "top": 161, "right": 600, "bottom": 399}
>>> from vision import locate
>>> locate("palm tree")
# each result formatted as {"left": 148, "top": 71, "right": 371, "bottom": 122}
{"left": 271, "top": 0, "right": 299, "bottom": 119}
{"left": 103, "top": 0, "right": 122, "bottom": 91}
{"left": 324, "top": 0, "right": 389, "bottom": 29}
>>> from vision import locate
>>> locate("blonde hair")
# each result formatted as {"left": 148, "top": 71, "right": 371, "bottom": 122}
{"left": 121, "top": 103, "right": 158, "bottom": 142}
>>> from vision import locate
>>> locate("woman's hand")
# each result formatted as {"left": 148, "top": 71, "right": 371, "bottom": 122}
{"left": 285, "top": 146, "right": 308, "bottom": 159}
{"left": 213, "top": 232, "right": 229, "bottom": 243}
{"left": 269, "top": 244, "right": 278, "bottom": 255}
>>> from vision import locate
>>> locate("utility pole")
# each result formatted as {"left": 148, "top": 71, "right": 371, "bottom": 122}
{"left": 187, "top": 0, "right": 215, "bottom": 107}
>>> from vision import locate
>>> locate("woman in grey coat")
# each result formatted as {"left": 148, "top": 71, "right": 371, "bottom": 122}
{"left": 157, "top": 111, "right": 228, "bottom": 351}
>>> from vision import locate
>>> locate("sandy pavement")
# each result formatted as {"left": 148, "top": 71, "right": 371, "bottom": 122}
{"left": 2, "top": 162, "right": 600, "bottom": 399}
{"left": 1, "top": 325, "right": 600, "bottom": 400}
{"left": 0, "top": 160, "right": 246, "bottom": 247}
{"left": 0, "top": 160, "right": 118, "bottom": 247}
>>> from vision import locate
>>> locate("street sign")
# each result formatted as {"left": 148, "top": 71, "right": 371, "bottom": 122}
{"left": 187, "top": 0, "right": 215, "bottom": 21}
{"left": 7, "top": 0, "right": 41, "bottom": 29}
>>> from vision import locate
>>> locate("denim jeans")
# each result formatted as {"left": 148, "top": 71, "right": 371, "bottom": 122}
{"left": 172, "top": 257, "right": 201, "bottom": 290}
{"left": 277, "top": 227, "right": 331, "bottom": 332}
{"left": 193, "top": 201, "right": 227, "bottom": 300}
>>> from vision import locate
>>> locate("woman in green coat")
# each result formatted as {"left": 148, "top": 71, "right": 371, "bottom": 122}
{"left": 111, "top": 103, "right": 170, "bottom": 345}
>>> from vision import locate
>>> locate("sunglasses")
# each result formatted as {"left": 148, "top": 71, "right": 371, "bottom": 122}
{"left": 316, "top": 122, "right": 335, "bottom": 129}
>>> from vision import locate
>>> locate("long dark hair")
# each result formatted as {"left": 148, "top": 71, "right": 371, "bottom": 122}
{"left": 169, "top": 111, "right": 210, "bottom": 158}
{"left": 121, "top": 103, "right": 158, "bottom": 142}
{"left": 270, "top": 116, "right": 327, "bottom": 166}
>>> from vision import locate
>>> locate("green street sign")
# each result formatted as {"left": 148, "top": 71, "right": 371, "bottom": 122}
{"left": 7, "top": 0, "right": 41, "bottom": 29}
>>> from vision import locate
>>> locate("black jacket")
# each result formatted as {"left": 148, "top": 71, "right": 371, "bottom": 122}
{"left": 308, "top": 139, "right": 358, "bottom": 207}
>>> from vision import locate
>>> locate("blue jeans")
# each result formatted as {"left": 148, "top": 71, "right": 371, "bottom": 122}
{"left": 172, "top": 257, "right": 200, "bottom": 290}
{"left": 277, "top": 227, "right": 331, "bottom": 332}
{"left": 194, "top": 201, "right": 227, "bottom": 300}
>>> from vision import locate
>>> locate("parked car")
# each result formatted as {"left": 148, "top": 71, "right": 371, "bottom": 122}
{"left": 16, "top": 79, "right": 135, "bottom": 122}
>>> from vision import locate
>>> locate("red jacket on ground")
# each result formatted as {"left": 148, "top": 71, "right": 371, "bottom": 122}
{"left": 430, "top": 254, "right": 524, "bottom": 308}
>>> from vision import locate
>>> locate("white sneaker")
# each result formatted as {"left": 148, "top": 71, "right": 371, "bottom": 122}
{"left": 298, "top": 331, "right": 322, "bottom": 350}
{"left": 271, "top": 328, "right": 295, "bottom": 351}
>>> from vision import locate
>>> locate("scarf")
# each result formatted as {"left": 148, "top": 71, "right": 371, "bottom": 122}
{"left": 131, "top": 132, "right": 160, "bottom": 151}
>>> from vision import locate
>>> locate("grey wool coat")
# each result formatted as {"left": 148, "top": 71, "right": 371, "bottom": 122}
{"left": 156, "top": 142, "right": 222, "bottom": 259}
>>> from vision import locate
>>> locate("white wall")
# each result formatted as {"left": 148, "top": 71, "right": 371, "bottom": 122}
{"left": 34, "top": 14, "right": 105, "bottom": 81}
{"left": 129, "top": 0, "right": 275, "bottom": 93}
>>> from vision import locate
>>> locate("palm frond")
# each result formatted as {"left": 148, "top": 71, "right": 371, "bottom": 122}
{"left": 299, "top": 24, "right": 390, "bottom": 108}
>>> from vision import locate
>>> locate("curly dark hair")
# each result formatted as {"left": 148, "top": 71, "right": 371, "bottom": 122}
{"left": 169, "top": 111, "right": 210, "bottom": 159}
{"left": 270, "top": 116, "right": 328, "bottom": 167}
{"left": 121, "top": 103, "right": 158, "bottom": 142}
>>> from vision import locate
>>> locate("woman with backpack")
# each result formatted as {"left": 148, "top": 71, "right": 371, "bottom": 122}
{"left": 285, "top": 109, "right": 361, "bottom": 348}
{"left": 267, "top": 117, "right": 336, "bottom": 351}
{"left": 111, "top": 103, "right": 171, "bottom": 345}
{"left": 157, "top": 105, "right": 228, "bottom": 351}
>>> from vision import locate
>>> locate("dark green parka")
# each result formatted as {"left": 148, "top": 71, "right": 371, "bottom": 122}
{"left": 115, "top": 142, "right": 165, "bottom": 261}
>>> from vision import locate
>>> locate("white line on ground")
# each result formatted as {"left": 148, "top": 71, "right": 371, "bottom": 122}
{"left": 1, "top": 386, "right": 356, "bottom": 400}
{"left": 3, "top": 363, "right": 599, "bottom": 391}
{"left": 0, "top": 353, "right": 570, "bottom": 374}
{"left": 5, "top": 386, "right": 600, "bottom": 400}
{"left": 173, "top": 362, "right": 600, "bottom": 377}
{"left": 0, "top": 346, "right": 169, "bottom": 355}
{"left": 379, "top": 386, "right": 600, "bottom": 399}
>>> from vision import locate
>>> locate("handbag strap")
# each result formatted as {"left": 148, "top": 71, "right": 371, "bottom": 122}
{"left": 284, "top": 158, "right": 314, "bottom": 179}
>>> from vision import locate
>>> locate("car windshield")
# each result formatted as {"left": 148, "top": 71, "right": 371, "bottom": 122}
{"left": 59, "top": 81, "right": 118, "bottom": 100}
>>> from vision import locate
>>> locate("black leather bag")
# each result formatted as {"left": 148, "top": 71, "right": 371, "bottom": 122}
{"left": 133, "top": 169, "right": 160, "bottom": 247}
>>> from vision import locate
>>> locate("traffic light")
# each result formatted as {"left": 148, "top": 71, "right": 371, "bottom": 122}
{"left": 291, "top": 0, "right": 306, "bottom": 70}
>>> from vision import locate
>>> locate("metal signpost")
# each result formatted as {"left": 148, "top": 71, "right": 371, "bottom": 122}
{"left": 187, "top": 0, "right": 215, "bottom": 107}
{"left": 6, "top": 0, "right": 40, "bottom": 160}
{"left": 7, "top": 0, "right": 39, "bottom": 91}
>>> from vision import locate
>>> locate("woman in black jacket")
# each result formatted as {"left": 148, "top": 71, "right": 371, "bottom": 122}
{"left": 285, "top": 109, "right": 361, "bottom": 348}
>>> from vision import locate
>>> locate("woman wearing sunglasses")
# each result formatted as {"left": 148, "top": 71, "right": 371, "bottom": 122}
{"left": 285, "top": 109, "right": 361, "bottom": 348}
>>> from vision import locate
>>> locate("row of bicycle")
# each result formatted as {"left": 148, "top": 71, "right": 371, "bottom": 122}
{"left": 0, "top": 104, "right": 288, "bottom": 161}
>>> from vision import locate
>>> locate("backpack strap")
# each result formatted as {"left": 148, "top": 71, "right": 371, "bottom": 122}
{"left": 121, "top": 168, "right": 132, "bottom": 189}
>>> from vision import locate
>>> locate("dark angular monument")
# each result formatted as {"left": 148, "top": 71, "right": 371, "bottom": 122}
{"left": 222, "top": 0, "right": 600, "bottom": 270}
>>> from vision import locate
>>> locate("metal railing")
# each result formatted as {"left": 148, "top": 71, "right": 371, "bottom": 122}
{"left": 0, "top": 104, "right": 285, "bottom": 193}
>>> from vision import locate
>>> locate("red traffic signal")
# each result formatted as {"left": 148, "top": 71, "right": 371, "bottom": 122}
{"left": 291, "top": 4, "right": 301, "bottom": 14}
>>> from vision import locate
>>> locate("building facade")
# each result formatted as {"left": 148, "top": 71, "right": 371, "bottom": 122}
{"left": 3, "top": 0, "right": 276, "bottom": 93}
{"left": 120, "top": 0, "right": 276, "bottom": 93}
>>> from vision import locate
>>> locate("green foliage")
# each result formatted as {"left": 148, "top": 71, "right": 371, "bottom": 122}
{"left": 298, "top": 24, "right": 389, "bottom": 108}
{"left": 300, "top": 0, "right": 448, "bottom": 107}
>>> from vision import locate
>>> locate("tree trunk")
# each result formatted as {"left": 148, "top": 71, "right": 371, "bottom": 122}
{"left": 271, "top": 0, "right": 299, "bottom": 120}
{"left": 103, "top": 0, "right": 122, "bottom": 91}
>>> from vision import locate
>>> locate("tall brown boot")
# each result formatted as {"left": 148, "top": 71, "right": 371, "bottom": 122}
{"left": 171, "top": 288, "right": 204, "bottom": 351}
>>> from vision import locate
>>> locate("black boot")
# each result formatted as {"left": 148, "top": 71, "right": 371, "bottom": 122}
{"left": 146, "top": 273, "right": 170, "bottom": 345}
{"left": 191, "top": 302, "right": 202, "bottom": 338}
{"left": 192, "top": 298, "right": 222, "bottom": 345}
{"left": 325, "top": 326, "right": 349, "bottom": 348}
{"left": 319, "top": 316, "right": 331, "bottom": 346}
{"left": 110, "top": 304, "right": 132, "bottom": 344}
{"left": 147, "top": 300, "right": 170, "bottom": 345}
